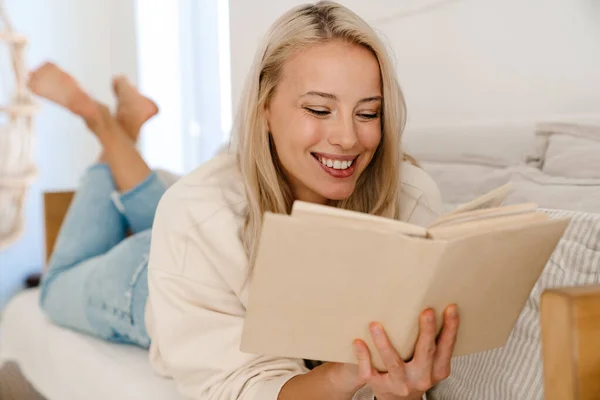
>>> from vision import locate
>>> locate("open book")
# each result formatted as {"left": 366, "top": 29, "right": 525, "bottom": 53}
{"left": 240, "top": 183, "right": 570, "bottom": 371}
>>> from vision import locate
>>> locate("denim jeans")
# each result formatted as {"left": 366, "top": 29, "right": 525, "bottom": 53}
{"left": 39, "top": 164, "right": 166, "bottom": 348}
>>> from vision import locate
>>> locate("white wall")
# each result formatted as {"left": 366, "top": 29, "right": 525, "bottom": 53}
{"left": 229, "top": 0, "right": 600, "bottom": 127}
{"left": 0, "top": 0, "right": 138, "bottom": 308}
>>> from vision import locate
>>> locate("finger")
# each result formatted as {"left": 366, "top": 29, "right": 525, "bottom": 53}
{"left": 407, "top": 309, "right": 437, "bottom": 389}
{"left": 432, "top": 304, "right": 460, "bottom": 381}
{"left": 353, "top": 339, "right": 375, "bottom": 382}
{"left": 369, "top": 322, "right": 406, "bottom": 382}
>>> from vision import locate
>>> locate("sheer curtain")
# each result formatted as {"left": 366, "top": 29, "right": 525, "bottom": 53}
{"left": 134, "top": 0, "right": 232, "bottom": 176}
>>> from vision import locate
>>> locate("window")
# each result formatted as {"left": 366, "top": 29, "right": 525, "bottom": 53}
{"left": 134, "top": 0, "right": 231, "bottom": 175}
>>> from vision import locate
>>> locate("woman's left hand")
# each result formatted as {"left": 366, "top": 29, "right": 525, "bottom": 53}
{"left": 354, "top": 305, "right": 460, "bottom": 400}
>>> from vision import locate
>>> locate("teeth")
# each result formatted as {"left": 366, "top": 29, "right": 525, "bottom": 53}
{"left": 318, "top": 156, "right": 355, "bottom": 170}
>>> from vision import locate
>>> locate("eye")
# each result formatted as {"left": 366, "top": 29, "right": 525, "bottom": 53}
{"left": 304, "top": 107, "right": 330, "bottom": 117}
{"left": 357, "top": 111, "right": 380, "bottom": 120}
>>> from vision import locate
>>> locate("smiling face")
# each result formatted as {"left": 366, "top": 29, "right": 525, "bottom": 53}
{"left": 265, "top": 40, "right": 383, "bottom": 205}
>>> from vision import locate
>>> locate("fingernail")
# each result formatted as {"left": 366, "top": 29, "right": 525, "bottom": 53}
{"left": 425, "top": 311, "right": 434, "bottom": 322}
{"left": 448, "top": 305, "right": 457, "bottom": 318}
{"left": 371, "top": 323, "right": 384, "bottom": 337}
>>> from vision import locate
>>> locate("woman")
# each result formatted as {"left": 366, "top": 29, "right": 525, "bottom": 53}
{"left": 147, "top": 2, "right": 458, "bottom": 400}
{"left": 38, "top": 2, "right": 458, "bottom": 399}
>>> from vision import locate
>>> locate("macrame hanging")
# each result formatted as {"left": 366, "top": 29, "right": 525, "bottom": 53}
{"left": 0, "top": 1, "right": 38, "bottom": 250}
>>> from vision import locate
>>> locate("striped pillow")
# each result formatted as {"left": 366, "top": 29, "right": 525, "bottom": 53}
{"left": 428, "top": 209, "right": 600, "bottom": 400}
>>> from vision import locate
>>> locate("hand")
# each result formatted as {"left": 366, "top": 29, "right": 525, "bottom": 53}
{"left": 326, "top": 305, "right": 459, "bottom": 400}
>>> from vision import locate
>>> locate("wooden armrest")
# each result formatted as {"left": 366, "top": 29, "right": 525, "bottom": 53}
{"left": 541, "top": 284, "right": 600, "bottom": 400}
{"left": 43, "top": 191, "right": 74, "bottom": 266}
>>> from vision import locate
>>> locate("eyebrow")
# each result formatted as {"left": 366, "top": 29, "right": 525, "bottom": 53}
{"left": 301, "top": 91, "right": 382, "bottom": 104}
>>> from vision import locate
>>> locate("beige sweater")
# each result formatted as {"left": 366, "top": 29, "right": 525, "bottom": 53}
{"left": 145, "top": 153, "right": 443, "bottom": 400}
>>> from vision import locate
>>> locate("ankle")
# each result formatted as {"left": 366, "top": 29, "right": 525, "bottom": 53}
{"left": 116, "top": 113, "right": 141, "bottom": 143}
{"left": 99, "top": 127, "right": 134, "bottom": 155}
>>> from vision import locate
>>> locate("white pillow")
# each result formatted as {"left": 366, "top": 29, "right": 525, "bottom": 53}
{"left": 504, "top": 166, "right": 600, "bottom": 214}
{"left": 543, "top": 133, "right": 600, "bottom": 179}
{"left": 155, "top": 169, "right": 182, "bottom": 188}
{"left": 403, "top": 124, "right": 538, "bottom": 168}
{"left": 535, "top": 122, "right": 600, "bottom": 179}
{"left": 421, "top": 162, "right": 512, "bottom": 209}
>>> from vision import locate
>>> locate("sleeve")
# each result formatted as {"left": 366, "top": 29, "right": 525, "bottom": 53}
{"left": 400, "top": 163, "right": 444, "bottom": 227}
{"left": 409, "top": 167, "right": 443, "bottom": 219}
{"left": 146, "top": 196, "right": 308, "bottom": 400}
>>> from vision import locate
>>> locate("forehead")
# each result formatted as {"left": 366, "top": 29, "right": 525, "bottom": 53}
{"left": 278, "top": 41, "right": 382, "bottom": 98}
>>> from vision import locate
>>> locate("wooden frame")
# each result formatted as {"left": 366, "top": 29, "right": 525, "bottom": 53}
{"left": 42, "top": 191, "right": 600, "bottom": 398}
{"left": 541, "top": 285, "right": 600, "bottom": 400}
{"left": 43, "top": 191, "right": 74, "bottom": 265}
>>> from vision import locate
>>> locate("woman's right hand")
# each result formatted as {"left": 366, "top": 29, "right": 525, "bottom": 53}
{"left": 325, "top": 305, "right": 460, "bottom": 399}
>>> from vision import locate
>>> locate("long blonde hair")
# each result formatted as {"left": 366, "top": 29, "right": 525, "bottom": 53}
{"left": 232, "top": 1, "right": 408, "bottom": 266}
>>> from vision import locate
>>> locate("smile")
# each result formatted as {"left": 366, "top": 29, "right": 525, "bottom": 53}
{"left": 311, "top": 153, "right": 359, "bottom": 178}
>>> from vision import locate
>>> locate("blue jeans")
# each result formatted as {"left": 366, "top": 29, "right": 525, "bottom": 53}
{"left": 39, "top": 164, "right": 166, "bottom": 348}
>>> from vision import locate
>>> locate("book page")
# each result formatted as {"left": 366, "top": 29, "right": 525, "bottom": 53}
{"left": 291, "top": 201, "right": 428, "bottom": 237}
{"left": 428, "top": 210, "right": 549, "bottom": 240}
{"left": 429, "top": 202, "right": 539, "bottom": 230}
{"left": 443, "top": 183, "right": 512, "bottom": 217}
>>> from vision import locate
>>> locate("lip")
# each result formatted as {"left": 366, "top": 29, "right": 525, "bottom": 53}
{"left": 312, "top": 153, "right": 358, "bottom": 178}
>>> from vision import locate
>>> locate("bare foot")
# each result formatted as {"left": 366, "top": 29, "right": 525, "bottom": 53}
{"left": 112, "top": 76, "right": 159, "bottom": 141}
{"left": 27, "top": 62, "right": 99, "bottom": 122}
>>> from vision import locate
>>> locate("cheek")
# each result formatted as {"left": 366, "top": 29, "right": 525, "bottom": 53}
{"left": 357, "top": 123, "right": 382, "bottom": 151}
{"left": 286, "top": 116, "right": 323, "bottom": 151}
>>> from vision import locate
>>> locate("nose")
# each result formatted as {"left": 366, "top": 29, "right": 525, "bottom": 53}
{"left": 327, "top": 115, "right": 358, "bottom": 150}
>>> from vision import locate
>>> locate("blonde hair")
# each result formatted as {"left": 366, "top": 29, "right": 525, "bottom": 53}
{"left": 232, "top": 1, "right": 408, "bottom": 266}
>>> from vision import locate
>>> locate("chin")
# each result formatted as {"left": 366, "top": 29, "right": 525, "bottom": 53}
{"left": 319, "top": 184, "right": 356, "bottom": 202}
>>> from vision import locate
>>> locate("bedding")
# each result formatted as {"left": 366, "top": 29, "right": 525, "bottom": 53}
{"left": 156, "top": 168, "right": 182, "bottom": 188}
{"left": 405, "top": 122, "right": 600, "bottom": 215}
{"left": 504, "top": 166, "right": 600, "bottom": 214}
{"left": 0, "top": 289, "right": 181, "bottom": 400}
{"left": 403, "top": 123, "right": 538, "bottom": 168}
{"left": 403, "top": 123, "right": 537, "bottom": 212}
{"left": 420, "top": 161, "right": 512, "bottom": 213}
{"left": 534, "top": 122, "right": 600, "bottom": 179}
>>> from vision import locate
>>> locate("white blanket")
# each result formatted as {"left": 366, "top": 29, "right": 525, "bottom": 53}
{"left": 0, "top": 289, "right": 182, "bottom": 400}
